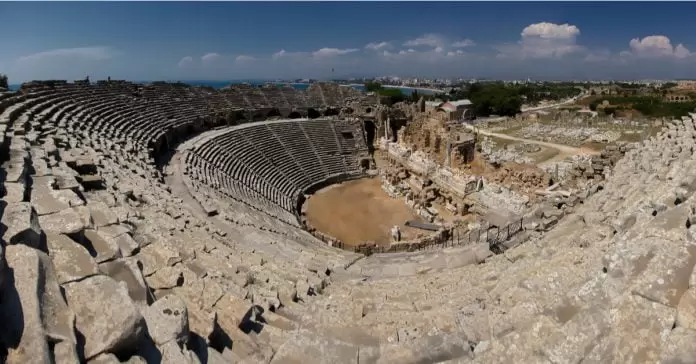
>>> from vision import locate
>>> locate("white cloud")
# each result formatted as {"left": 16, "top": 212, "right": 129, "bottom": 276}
{"left": 447, "top": 50, "right": 465, "bottom": 57}
{"left": 498, "top": 22, "right": 584, "bottom": 59}
{"left": 434, "top": 46, "right": 444, "bottom": 53}
{"left": 312, "top": 47, "right": 358, "bottom": 58}
{"left": 272, "top": 49, "right": 287, "bottom": 60}
{"left": 177, "top": 56, "right": 193, "bottom": 68}
{"left": 627, "top": 35, "right": 691, "bottom": 59}
{"left": 18, "top": 46, "right": 116, "bottom": 62}
{"left": 365, "top": 41, "right": 390, "bottom": 51}
{"left": 451, "top": 39, "right": 475, "bottom": 48}
{"left": 235, "top": 55, "right": 256, "bottom": 62}
{"left": 404, "top": 34, "right": 445, "bottom": 48}
{"left": 521, "top": 22, "right": 580, "bottom": 39}
{"left": 201, "top": 52, "right": 220, "bottom": 62}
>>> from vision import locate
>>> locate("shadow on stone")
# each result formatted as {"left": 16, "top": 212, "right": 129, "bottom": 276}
{"left": 0, "top": 267, "right": 25, "bottom": 354}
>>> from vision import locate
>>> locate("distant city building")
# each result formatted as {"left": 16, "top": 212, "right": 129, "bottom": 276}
{"left": 677, "top": 80, "right": 696, "bottom": 90}
{"left": 425, "top": 99, "right": 474, "bottom": 121}
{"left": 665, "top": 93, "right": 692, "bottom": 103}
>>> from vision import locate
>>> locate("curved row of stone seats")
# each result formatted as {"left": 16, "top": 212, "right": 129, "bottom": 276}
{"left": 183, "top": 150, "right": 296, "bottom": 224}
{"left": 271, "top": 122, "right": 329, "bottom": 180}
{"left": 204, "top": 135, "right": 297, "bottom": 204}
{"left": 183, "top": 119, "right": 367, "bottom": 221}
{"left": 299, "top": 119, "right": 349, "bottom": 174}
{"left": 1, "top": 85, "right": 370, "bottom": 363}
{"left": 17, "top": 81, "right": 377, "bottom": 165}
{"left": 237, "top": 125, "right": 311, "bottom": 191}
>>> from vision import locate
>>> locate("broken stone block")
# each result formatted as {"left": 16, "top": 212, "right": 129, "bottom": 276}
{"left": 82, "top": 229, "right": 122, "bottom": 263}
{"left": 99, "top": 257, "right": 151, "bottom": 306}
{"left": 63, "top": 275, "right": 146, "bottom": 360}
{"left": 146, "top": 265, "right": 184, "bottom": 290}
{"left": 89, "top": 201, "right": 118, "bottom": 227}
{"left": 88, "top": 353, "right": 120, "bottom": 364}
{"left": 80, "top": 174, "right": 105, "bottom": 190}
{"left": 1, "top": 244, "right": 79, "bottom": 364}
{"left": 38, "top": 207, "right": 85, "bottom": 235}
{"left": 661, "top": 327, "right": 696, "bottom": 363}
{"left": 2, "top": 182, "right": 25, "bottom": 203}
{"left": 1, "top": 202, "right": 42, "bottom": 248}
{"left": 46, "top": 233, "right": 99, "bottom": 284}
{"left": 143, "top": 294, "right": 189, "bottom": 346}
{"left": 137, "top": 242, "right": 182, "bottom": 276}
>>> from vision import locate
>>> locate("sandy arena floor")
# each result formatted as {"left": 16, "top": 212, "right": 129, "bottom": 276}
{"left": 304, "top": 178, "right": 423, "bottom": 247}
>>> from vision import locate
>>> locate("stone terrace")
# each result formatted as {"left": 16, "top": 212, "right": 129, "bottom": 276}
{"left": 2, "top": 80, "right": 696, "bottom": 363}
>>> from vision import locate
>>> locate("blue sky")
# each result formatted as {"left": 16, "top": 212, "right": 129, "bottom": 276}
{"left": 2, "top": 2, "right": 696, "bottom": 83}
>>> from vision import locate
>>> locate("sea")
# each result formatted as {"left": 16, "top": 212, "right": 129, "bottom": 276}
{"left": 7, "top": 81, "right": 439, "bottom": 96}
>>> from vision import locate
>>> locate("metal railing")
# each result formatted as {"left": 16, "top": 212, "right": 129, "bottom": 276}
{"left": 353, "top": 217, "right": 524, "bottom": 256}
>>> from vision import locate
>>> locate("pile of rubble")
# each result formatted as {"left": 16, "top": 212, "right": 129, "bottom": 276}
{"left": 479, "top": 136, "right": 534, "bottom": 165}
{"left": 567, "top": 143, "right": 632, "bottom": 181}
{"left": 517, "top": 123, "right": 605, "bottom": 146}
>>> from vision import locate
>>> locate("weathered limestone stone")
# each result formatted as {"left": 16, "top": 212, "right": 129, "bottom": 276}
{"left": 46, "top": 233, "right": 99, "bottom": 284}
{"left": 63, "top": 275, "right": 146, "bottom": 360}
{"left": 159, "top": 341, "right": 200, "bottom": 364}
{"left": 541, "top": 306, "right": 611, "bottom": 363}
{"left": 38, "top": 207, "right": 86, "bottom": 235}
{"left": 660, "top": 327, "right": 696, "bottom": 364}
{"left": 137, "top": 242, "right": 182, "bottom": 276}
{"left": 631, "top": 241, "right": 696, "bottom": 308}
{"left": 82, "top": 229, "right": 122, "bottom": 263}
{"left": 146, "top": 265, "right": 184, "bottom": 290}
{"left": 1, "top": 244, "right": 79, "bottom": 364}
{"left": 455, "top": 303, "right": 491, "bottom": 342}
{"left": 89, "top": 201, "right": 119, "bottom": 227}
{"left": 205, "top": 347, "right": 230, "bottom": 364}
{"left": 1, "top": 202, "right": 41, "bottom": 248}
{"left": 2, "top": 182, "right": 25, "bottom": 203}
{"left": 31, "top": 187, "right": 75, "bottom": 216}
{"left": 123, "top": 356, "right": 148, "bottom": 364}
{"left": 88, "top": 353, "right": 120, "bottom": 364}
{"left": 677, "top": 287, "right": 696, "bottom": 330}
{"left": 187, "top": 307, "right": 218, "bottom": 341}
{"left": 95, "top": 225, "right": 139, "bottom": 257}
{"left": 99, "top": 257, "right": 150, "bottom": 305}
{"left": 585, "top": 295, "right": 675, "bottom": 363}
{"left": 143, "top": 294, "right": 189, "bottom": 346}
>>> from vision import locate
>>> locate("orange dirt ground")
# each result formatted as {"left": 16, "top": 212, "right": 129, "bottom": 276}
{"left": 304, "top": 178, "right": 424, "bottom": 247}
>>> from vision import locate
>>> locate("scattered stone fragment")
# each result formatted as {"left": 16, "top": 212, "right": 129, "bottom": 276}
{"left": 63, "top": 275, "right": 146, "bottom": 360}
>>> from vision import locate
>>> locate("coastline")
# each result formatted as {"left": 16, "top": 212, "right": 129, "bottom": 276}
{"left": 381, "top": 84, "right": 445, "bottom": 94}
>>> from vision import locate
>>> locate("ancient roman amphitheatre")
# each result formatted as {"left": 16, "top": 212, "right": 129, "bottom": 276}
{"left": 2, "top": 78, "right": 696, "bottom": 364}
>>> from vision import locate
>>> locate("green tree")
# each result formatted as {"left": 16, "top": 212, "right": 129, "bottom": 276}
{"left": 364, "top": 82, "right": 382, "bottom": 92}
{"left": 0, "top": 74, "right": 7, "bottom": 89}
{"left": 589, "top": 100, "right": 600, "bottom": 111}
